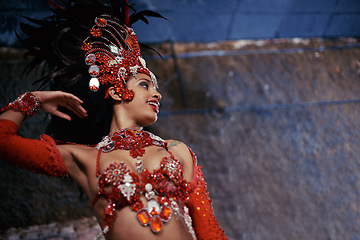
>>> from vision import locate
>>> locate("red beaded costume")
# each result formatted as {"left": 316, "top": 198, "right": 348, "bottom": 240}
{"left": 0, "top": 119, "right": 227, "bottom": 239}
{"left": 0, "top": 0, "right": 228, "bottom": 239}
{"left": 94, "top": 129, "right": 196, "bottom": 237}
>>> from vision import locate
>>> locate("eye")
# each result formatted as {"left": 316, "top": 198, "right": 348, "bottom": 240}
{"left": 139, "top": 81, "right": 149, "bottom": 89}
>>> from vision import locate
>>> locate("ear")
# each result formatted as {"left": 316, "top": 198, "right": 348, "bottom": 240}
{"left": 108, "top": 86, "right": 122, "bottom": 101}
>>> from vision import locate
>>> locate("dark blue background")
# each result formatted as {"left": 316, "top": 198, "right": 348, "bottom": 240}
{"left": 1, "top": 0, "right": 360, "bottom": 46}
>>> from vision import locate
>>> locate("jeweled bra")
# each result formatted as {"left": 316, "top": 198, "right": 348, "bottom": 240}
{"left": 94, "top": 129, "right": 196, "bottom": 239}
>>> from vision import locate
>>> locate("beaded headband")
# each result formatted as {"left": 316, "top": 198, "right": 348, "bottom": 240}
{"left": 81, "top": 15, "right": 157, "bottom": 100}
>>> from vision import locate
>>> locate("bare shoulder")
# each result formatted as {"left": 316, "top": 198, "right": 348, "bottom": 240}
{"left": 167, "top": 140, "right": 191, "bottom": 157}
{"left": 166, "top": 140, "right": 194, "bottom": 181}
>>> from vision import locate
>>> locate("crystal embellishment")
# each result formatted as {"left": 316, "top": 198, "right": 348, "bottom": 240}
{"left": 110, "top": 45, "right": 119, "bottom": 54}
{"left": 119, "top": 173, "right": 136, "bottom": 201}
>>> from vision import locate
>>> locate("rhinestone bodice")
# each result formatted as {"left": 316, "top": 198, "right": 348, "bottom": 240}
{"left": 94, "top": 129, "right": 195, "bottom": 238}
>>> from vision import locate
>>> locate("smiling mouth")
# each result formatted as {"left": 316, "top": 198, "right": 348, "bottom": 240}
{"left": 147, "top": 101, "right": 160, "bottom": 113}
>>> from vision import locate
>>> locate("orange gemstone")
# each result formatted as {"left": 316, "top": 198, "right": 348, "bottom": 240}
{"left": 137, "top": 209, "right": 150, "bottom": 225}
{"left": 96, "top": 18, "right": 107, "bottom": 27}
{"left": 151, "top": 216, "right": 162, "bottom": 233}
{"left": 160, "top": 206, "right": 171, "bottom": 221}
{"left": 90, "top": 28, "right": 101, "bottom": 37}
{"left": 126, "top": 36, "right": 134, "bottom": 48}
{"left": 81, "top": 42, "right": 92, "bottom": 51}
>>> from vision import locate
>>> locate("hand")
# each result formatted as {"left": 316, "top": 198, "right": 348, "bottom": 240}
{"left": 32, "top": 91, "right": 87, "bottom": 121}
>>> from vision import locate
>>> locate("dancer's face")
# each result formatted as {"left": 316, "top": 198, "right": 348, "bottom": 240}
{"left": 118, "top": 73, "right": 162, "bottom": 127}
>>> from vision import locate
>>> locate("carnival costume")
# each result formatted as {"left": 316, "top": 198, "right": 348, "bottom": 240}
{"left": 0, "top": 0, "right": 227, "bottom": 239}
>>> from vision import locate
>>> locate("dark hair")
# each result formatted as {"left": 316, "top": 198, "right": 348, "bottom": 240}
{"left": 45, "top": 75, "right": 114, "bottom": 145}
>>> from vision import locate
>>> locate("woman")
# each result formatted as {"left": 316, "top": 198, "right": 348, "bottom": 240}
{"left": 0, "top": 0, "right": 227, "bottom": 239}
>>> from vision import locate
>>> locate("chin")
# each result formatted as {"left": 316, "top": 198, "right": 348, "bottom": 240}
{"left": 139, "top": 115, "right": 158, "bottom": 127}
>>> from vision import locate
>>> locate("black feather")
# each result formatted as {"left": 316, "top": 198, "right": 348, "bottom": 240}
{"left": 129, "top": 10, "right": 167, "bottom": 26}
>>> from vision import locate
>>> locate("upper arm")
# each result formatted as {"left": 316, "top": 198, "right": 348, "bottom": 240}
{"left": 167, "top": 140, "right": 194, "bottom": 182}
{"left": 57, "top": 144, "right": 89, "bottom": 190}
{"left": 57, "top": 144, "right": 77, "bottom": 175}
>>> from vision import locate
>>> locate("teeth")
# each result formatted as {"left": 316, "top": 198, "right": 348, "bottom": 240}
{"left": 148, "top": 102, "right": 158, "bottom": 108}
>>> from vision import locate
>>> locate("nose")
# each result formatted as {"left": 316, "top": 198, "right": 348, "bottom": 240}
{"left": 153, "top": 90, "right": 162, "bottom": 101}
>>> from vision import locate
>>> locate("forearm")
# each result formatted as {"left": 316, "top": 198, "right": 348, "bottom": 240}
{"left": 0, "top": 110, "right": 26, "bottom": 128}
{"left": 186, "top": 147, "right": 228, "bottom": 240}
{"left": 188, "top": 168, "right": 227, "bottom": 240}
{"left": 0, "top": 92, "right": 71, "bottom": 177}
{"left": 0, "top": 119, "right": 68, "bottom": 177}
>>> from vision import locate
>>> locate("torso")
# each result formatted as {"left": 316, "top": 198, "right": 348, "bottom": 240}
{"left": 59, "top": 131, "right": 195, "bottom": 240}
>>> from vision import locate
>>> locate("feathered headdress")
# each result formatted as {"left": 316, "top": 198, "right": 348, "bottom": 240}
{"left": 18, "top": 0, "right": 165, "bottom": 100}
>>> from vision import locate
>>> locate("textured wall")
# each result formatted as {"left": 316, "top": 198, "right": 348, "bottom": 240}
{"left": 1, "top": 38, "right": 360, "bottom": 239}
{"left": 148, "top": 38, "right": 360, "bottom": 240}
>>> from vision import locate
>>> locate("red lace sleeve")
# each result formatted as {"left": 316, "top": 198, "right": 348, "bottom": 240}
{"left": 186, "top": 147, "right": 228, "bottom": 240}
{"left": 0, "top": 119, "right": 68, "bottom": 177}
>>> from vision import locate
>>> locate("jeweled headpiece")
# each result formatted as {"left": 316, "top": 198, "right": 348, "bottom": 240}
{"left": 82, "top": 14, "right": 157, "bottom": 100}
{"left": 18, "top": 0, "right": 164, "bottom": 100}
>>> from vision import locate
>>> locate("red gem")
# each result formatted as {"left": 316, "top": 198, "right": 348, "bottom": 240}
{"left": 137, "top": 209, "right": 151, "bottom": 225}
{"left": 160, "top": 206, "right": 171, "bottom": 221}
{"left": 150, "top": 207, "right": 159, "bottom": 216}
{"left": 126, "top": 129, "right": 135, "bottom": 137}
{"left": 151, "top": 216, "right": 162, "bottom": 233}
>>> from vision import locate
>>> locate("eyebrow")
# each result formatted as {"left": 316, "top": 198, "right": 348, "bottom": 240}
{"left": 137, "top": 78, "right": 151, "bottom": 83}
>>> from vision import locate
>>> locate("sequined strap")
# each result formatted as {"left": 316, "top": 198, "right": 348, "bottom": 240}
{"left": 96, "top": 148, "right": 102, "bottom": 177}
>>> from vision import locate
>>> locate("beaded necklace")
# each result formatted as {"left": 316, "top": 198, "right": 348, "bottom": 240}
{"left": 95, "top": 128, "right": 195, "bottom": 238}
{"left": 96, "top": 128, "right": 167, "bottom": 175}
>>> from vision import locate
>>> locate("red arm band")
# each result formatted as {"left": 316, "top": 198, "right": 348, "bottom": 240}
{"left": 0, "top": 119, "right": 68, "bottom": 177}
{"left": 187, "top": 147, "right": 228, "bottom": 240}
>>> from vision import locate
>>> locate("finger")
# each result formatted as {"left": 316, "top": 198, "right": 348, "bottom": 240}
{"left": 64, "top": 94, "right": 87, "bottom": 114}
{"left": 74, "top": 103, "right": 87, "bottom": 116}
{"left": 52, "top": 109, "right": 72, "bottom": 121}
{"left": 63, "top": 102, "right": 87, "bottom": 119}
{"left": 59, "top": 95, "right": 87, "bottom": 118}
{"left": 60, "top": 92, "right": 83, "bottom": 104}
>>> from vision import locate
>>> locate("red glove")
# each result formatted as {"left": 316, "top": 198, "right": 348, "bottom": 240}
{"left": 187, "top": 147, "right": 228, "bottom": 240}
{"left": 0, "top": 119, "right": 67, "bottom": 177}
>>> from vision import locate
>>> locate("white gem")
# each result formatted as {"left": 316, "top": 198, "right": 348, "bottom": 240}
{"left": 110, "top": 45, "right": 119, "bottom": 54}
{"left": 89, "top": 78, "right": 100, "bottom": 91}
{"left": 88, "top": 65, "right": 100, "bottom": 77}
{"left": 145, "top": 183, "right": 152, "bottom": 192}
{"left": 85, "top": 54, "right": 96, "bottom": 65}
{"left": 147, "top": 200, "right": 160, "bottom": 214}
{"left": 119, "top": 173, "right": 136, "bottom": 201}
